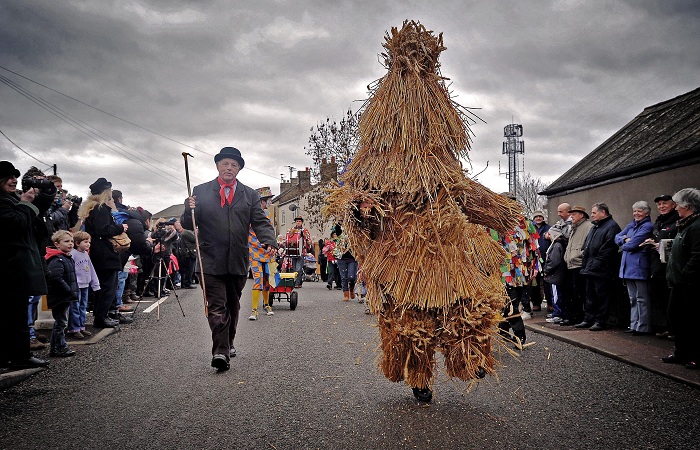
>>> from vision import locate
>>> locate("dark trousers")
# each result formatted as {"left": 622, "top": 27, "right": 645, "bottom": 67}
{"left": 668, "top": 284, "right": 696, "bottom": 361}
{"left": 583, "top": 275, "right": 612, "bottom": 325}
{"left": 204, "top": 273, "right": 246, "bottom": 360}
{"left": 50, "top": 302, "right": 70, "bottom": 352}
{"left": 0, "top": 292, "right": 31, "bottom": 364}
{"left": 179, "top": 256, "right": 196, "bottom": 287}
{"left": 650, "top": 275, "right": 672, "bottom": 331}
{"left": 319, "top": 257, "right": 328, "bottom": 282}
{"left": 529, "top": 274, "right": 552, "bottom": 307}
{"left": 500, "top": 285, "right": 526, "bottom": 341}
{"left": 566, "top": 268, "right": 585, "bottom": 322}
{"left": 95, "top": 270, "right": 118, "bottom": 322}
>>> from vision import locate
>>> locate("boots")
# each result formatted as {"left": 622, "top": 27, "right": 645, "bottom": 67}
{"left": 343, "top": 290, "right": 350, "bottom": 301}
{"left": 349, "top": 290, "right": 356, "bottom": 300}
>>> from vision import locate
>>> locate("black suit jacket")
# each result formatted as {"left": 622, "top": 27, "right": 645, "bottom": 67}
{"left": 181, "top": 179, "right": 277, "bottom": 276}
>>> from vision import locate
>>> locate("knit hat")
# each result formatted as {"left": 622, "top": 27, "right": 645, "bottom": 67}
{"left": 214, "top": 147, "right": 245, "bottom": 168}
{"left": 89, "top": 177, "right": 112, "bottom": 195}
{"left": 0, "top": 161, "right": 20, "bottom": 179}
{"left": 548, "top": 226, "right": 563, "bottom": 242}
{"left": 532, "top": 210, "right": 545, "bottom": 220}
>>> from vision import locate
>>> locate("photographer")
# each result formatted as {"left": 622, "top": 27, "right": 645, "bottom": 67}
{"left": 141, "top": 217, "right": 178, "bottom": 297}
{"left": 0, "top": 161, "right": 54, "bottom": 369}
{"left": 47, "top": 175, "right": 80, "bottom": 232}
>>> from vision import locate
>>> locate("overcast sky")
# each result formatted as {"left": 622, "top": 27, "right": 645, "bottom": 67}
{"left": 1, "top": 0, "right": 698, "bottom": 213}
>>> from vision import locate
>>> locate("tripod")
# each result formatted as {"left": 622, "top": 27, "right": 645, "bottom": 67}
{"left": 134, "top": 253, "right": 186, "bottom": 320}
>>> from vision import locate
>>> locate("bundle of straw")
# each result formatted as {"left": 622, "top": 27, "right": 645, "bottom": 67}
{"left": 325, "top": 20, "right": 521, "bottom": 389}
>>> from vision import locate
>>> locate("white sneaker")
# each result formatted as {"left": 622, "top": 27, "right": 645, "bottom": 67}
{"left": 248, "top": 311, "right": 258, "bottom": 321}
{"left": 521, "top": 311, "right": 532, "bottom": 320}
{"left": 546, "top": 316, "right": 563, "bottom": 324}
{"left": 264, "top": 306, "right": 274, "bottom": 316}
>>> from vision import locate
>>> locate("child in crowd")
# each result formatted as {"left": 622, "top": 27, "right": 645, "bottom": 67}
{"left": 67, "top": 231, "right": 100, "bottom": 339}
{"left": 45, "top": 230, "right": 79, "bottom": 357}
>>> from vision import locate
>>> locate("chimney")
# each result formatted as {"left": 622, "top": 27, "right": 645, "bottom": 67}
{"left": 320, "top": 158, "right": 339, "bottom": 183}
{"left": 298, "top": 168, "right": 311, "bottom": 189}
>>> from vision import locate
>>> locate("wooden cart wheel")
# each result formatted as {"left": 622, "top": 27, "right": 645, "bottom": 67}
{"left": 290, "top": 291, "right": 298, "bottom": 310}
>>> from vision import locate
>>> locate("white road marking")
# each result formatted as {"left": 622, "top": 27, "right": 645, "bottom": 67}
{"left": 143, "top": 296, "right": 169, "bottom": 313}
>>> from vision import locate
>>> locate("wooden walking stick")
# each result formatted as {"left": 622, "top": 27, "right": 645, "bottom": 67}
{"left": 182, "top": 152, "right": 208, "bottom": 317}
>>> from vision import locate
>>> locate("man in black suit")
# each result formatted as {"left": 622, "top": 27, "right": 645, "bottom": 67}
{"left": 182, "top": 147, "right": 277, "bottom": 371}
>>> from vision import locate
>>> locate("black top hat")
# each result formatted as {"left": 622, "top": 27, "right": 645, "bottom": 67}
{"left": 0, "top": 161, "right": 20, "bottom": 179}
{"left": 654, "top": 194, "right": 673, "bottom": 202}
{"left": 294, "top": 216, "right": 304, "bottom": 222}
{"left": 89, "top": 177, "right": 112, "bottom": 195}
{"left": 214, "top": 147, "right": 245, "bottom": 168}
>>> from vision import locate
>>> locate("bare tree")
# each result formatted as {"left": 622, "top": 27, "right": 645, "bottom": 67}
{"left": 516, "top": 173, "right": 548, "bottom": 219}
{"left": 304, "top": 109, "right": 359, "bottom": 182}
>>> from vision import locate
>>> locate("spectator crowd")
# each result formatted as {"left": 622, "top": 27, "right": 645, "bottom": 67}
{"left": 1, "top": 158, "right": 698, "bottom": 373}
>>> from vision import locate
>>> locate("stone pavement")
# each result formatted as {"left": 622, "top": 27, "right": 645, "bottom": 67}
{"left": 524, "top": 313, "right": 700, "bottom": 389}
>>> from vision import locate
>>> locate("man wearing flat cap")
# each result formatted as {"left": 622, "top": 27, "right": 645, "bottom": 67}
{"left": 182, "top": 147, "right": 277, "bottom": 372}
{"left": 559, "top": 205, "right": 590, "bottom": 325}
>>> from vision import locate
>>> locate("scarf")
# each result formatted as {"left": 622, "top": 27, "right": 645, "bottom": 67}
{"left": 677, "top": 212, "right": 700, "bottom": 230}
{"left": 218, "top": 177, "right": 236, "bottom": 207}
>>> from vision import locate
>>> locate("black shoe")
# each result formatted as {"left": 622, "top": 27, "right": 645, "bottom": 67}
{"left": 10, "top": 355, "right": 50, "bottom": 369}
{"left": 474, "top": 367, "right": 486, "bottom": 379}
{"left": 117, "top": 314, "right": 134, "bottom": 324}
{"left": 558, "top": 319, "right": 572, "bottom": 326}
{"left": 229, "top": 346, "right": 237, "bottom": 358}
{"left": 186, "top": 285, "right": 198, "bottom": 289}
{"left": 412, "top": 387, "right": 433, "bottom": 402}
{"left": 574, "top": 321, "right": 593, "bottom": 329}
{"left": 327, "top": 284, "right": 332, "bottom": 290}
{"left": 211, "top": 354, "right": 229, "bottom": 371}
{"left": 94, "top": 318, "right": 120, "bottom": 328}
{"left": 589, "top": 323, "right": 606, "bottom": 331}
{"left": 662, "top": 354, "right": 687, "bottom": 364}
{"left": 49, "top": 347, "right": 76, "bottom": 357}
{"left": 685, "top": 361, "right": 698, "bottom": 370}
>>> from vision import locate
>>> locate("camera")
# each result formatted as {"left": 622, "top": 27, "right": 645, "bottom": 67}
{"left": 66, "top": 193, "right": 82, "bottom": 205}
{"left": 22, "top": 177, "right": 54, "bottom": 192}
{"left": 156, "top": 218, "right": 177, "bottom": 229}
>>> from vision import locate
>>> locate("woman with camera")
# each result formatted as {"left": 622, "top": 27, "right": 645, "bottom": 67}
{"left": 0, "top": 161, "right": 56, "bottom": 369}
{"left": 78, "top": 177, "right": 128, "bottom": 328}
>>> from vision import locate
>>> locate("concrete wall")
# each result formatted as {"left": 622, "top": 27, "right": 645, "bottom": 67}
{"left": 544, "top": 162, "right": 699, "bottom": 329}
{"left": 546, "top": 163, "right": 700, "bottom": 224}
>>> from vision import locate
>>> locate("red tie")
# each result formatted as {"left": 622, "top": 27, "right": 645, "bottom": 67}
{"left": 218, "top": 177, "right": 235, "bottom": 207}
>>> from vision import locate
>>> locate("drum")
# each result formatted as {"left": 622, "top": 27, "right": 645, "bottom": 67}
{"left": 284, "top": 231, "right": 302, "bottom": 257}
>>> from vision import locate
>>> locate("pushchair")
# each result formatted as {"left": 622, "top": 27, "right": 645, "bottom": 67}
{"left": 303, "top": 254, "right": 319, "bottom": 282}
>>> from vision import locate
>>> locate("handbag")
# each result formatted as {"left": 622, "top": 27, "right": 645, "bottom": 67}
{"left": 109, "top": 232, "right": 131, "bottom": 253}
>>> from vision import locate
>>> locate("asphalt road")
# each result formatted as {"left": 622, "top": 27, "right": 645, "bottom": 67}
{"left": 1, "top": 281, "right": 698, "bottom": 449}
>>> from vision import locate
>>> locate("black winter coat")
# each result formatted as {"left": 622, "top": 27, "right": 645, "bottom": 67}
{"left": 46, "top": 253, "right": 79, "bottom": 307}
{"left": 580, "top": 215, "right": 622, "bottom": 278}
{"left": 543, "top": 237, "right": 568, "bottom": 285}
{"left": 0, "top": 191, "right": 48, "bottom": 296}
{"left": 650, "top": 210, "right": 680, "bottom": 278}
{"left": 84, "top": 204, "right": 125, "bottom": 272}
{"left": 119, "top": 210, "right": 153, "bottom": 266}
{"left": 181, "top": 179, "right": 277, "bottom": 276}
{"left": 49, "top": 202, "right": 79, "bottom": 232}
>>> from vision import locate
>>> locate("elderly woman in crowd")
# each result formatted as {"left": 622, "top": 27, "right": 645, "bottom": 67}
{"left": 615, "top": 201, "right": 654, "bottom": 335}
{"left": 78, "top": 178, "right": 128, "bottom": 328}
{"left": 662, "top": 188, "right": 700, "bottom": 370}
